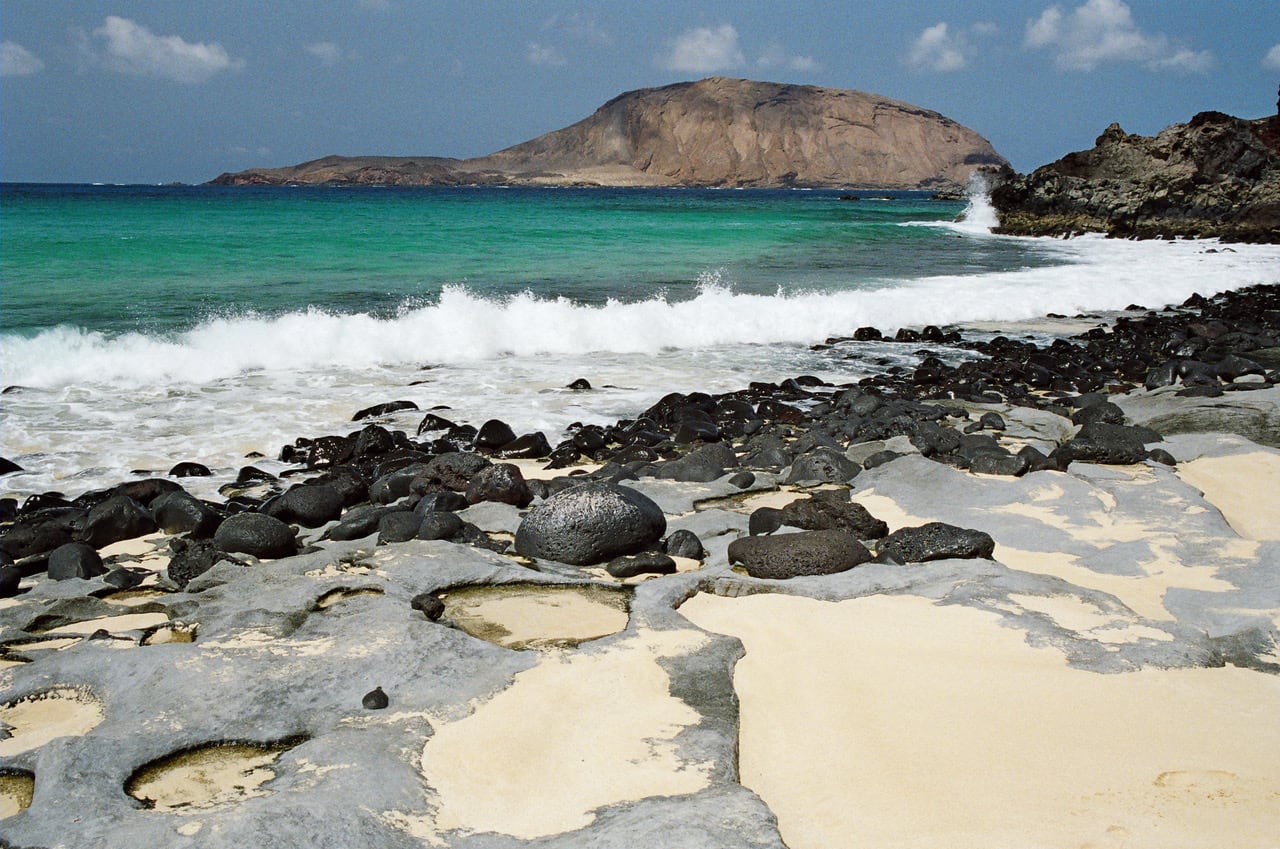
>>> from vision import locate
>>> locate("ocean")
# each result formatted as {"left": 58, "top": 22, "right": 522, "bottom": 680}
{"left": 3, "top": 182, "right": 1279, "bottom": 504}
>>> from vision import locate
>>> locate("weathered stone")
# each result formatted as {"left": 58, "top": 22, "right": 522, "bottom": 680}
{"left": 213, "top": 513, "right": 298, "bottom": 559}
{"left": 605, "top": 552, "right": 679, "bottom": 578}
{"left": 514, "top": 483, "right": 666, "bottom": 565}
{"left": 727, "top": 529, "right": 873, "bottom": 579}
{"left": 785, "top": 448, "right": 861, "bottom": 485}
{"left": 47, "top": 542, "right": 105, "bottom": 580}
{"left": 82, "top": 495, "right": 158, "bottom": 548}
{"left": 876, "top": 522, "right": 995, "bottom": 564}
{"left": 779, "top": 492, "right": 889, "bottom": 539}
{"left": 264, "top": 484, "right": 346, "bottom": 528}
{"left": 465, "top": 463, "right": 533, "bottom": 508}
{"left": 663, "top": 529, "right": 706, "bottom": 560}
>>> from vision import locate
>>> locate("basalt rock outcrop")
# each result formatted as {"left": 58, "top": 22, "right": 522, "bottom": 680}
{"left": 210, "top": 78, "right": 1006, "bottom": 190}
{"left": 990, "top": 111, "right": 1280, "bottom": 242}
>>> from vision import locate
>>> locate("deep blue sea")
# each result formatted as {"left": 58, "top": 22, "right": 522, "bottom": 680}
{"left": 3, "top": 182, "right": 1279, "bottom": 500}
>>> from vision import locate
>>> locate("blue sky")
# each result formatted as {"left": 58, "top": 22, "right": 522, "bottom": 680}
{"left": 2, "top": 0, "right": 1277, "bottom": 183}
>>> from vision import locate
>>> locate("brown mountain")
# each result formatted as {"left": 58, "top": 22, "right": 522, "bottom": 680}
{"left": 209, "top": 78, "right": 1006, "bottom": 190}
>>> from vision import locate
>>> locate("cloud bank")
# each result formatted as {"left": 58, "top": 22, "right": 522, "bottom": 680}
{"left": 90, "top": 16, "right": 245, "bottom": 83}
{"left": 1, "top": 41, "right": 45, "bottom": 77}
{"left": 1025, "top": 0, "right": 1211, "bottom": 73}
{"left": 656, "top": 24, "right": 745, "bottom": 73}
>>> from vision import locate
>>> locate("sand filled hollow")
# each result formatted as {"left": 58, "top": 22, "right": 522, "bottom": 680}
{"left": 418, "top": 628, "right": 713, "bottom": 839}
{"left": 679, "top": 592, "right": 1280, "bottom": 849}
{"left": 439, "top": 584, "right": 629, "bottom": 650}
{"left": 125, "top": 738, "right": 304, "bottom": 812}
{"left": 0, "top": 687, "right": 105, "bottom": 757}
{"left": 1177, "top": 451, "right": 1280, "bottom": 541}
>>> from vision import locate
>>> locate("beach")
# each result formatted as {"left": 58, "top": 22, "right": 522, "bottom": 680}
{"left": 2, "top": 186, "right": 1280, "bottom": 847}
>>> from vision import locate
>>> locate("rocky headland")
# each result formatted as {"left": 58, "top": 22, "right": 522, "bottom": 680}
{"left": 208, "top": 78, "right": 1007, "bottom": 190}
{"left": 990, "top": 110, "right": 1280, "bottom": 242}
{"left": 3, "top": 283, "right": 1280, "bottom": 847}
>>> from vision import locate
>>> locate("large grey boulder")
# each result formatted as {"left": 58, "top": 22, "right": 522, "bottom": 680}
{"left": 514, "top": 482, "right": 666, "bottom": 565}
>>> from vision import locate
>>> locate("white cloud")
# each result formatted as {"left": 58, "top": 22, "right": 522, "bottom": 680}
{"left": 1025, "top": 0, "right": 1212, "bottom": 73}
{"left": 907, "top": 22, "right": 968, "bottom": 72}
{"left": 1265, "top": 43, "right": 1280, "bottom": 70}
{"left": 89, "top": 16, "right": 245, "bottom": 83}
{"left": 1, "top": 41, "right": 45, "bottom": 76}
{"left": 305, "top": 41, "right": 343, "bottom": 65}
{"left": 656, "top": 24, "right": 745, "bottom": 73}
{"left": 543, "top": 11, "right": 612, "bottom": 46}
{"left": 526, "top": 42, "right": 567, "bottom": 67}
{"left": 756, "top": 43, "right": 818, "bottom": 72}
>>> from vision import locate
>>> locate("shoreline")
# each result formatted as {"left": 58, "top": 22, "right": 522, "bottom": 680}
{"left": 3, "top": 283, "right": 1279, "bottom": 847}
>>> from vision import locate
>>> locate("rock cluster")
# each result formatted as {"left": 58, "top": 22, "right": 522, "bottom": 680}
{"left": 990, "top": 111, "right": 1280, "bottom": 242}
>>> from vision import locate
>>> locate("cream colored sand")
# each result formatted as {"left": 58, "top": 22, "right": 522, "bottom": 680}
{"left": 1178, "top": 452, "right": 1280, "bottom": 540}
{"left": 0, "top": 687, "right": 106, "bottom": 757}
{"left": 419, "top": 628, "right": 713, "bottom": 839}
{"left": 509, "top": 459, "right": 602, "bottom": 481}
{"left": 126, "top": 742, "right": 290, "bottom": 812}
{"left": 45, "top": 612, "right": 170, "bottom": 636}
{"left": 440, "top": 585, "right": 629, "bottom": 650}
{"left": 0, "top": 772, "right": 35, "bottom": 819}
{"left": 103, "top": 589, "right": 171, "bottom": 607}
{"left": 1002, "top": 593, "right": 1172, "bottom": 644}
{"left": 680, "top": 592, "right": 1280, "bottom": 849}
{"left": 98, "top": 533, "right": 167, "bottom": 559}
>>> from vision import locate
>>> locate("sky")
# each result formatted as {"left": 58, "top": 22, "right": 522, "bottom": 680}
{"left": 2, "top": 0, "right": 1278, "bottom": 183}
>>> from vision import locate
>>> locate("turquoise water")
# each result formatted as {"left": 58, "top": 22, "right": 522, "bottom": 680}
{"left": 2, "top": 184, "right": 1023, "bottom": 336}
{"left": 4, "top": 183, "right": 1280, "bottom": 501}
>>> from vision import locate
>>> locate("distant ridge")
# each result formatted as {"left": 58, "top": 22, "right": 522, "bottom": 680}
{"left": 209, "top": 78, "right": 1007, "bottom": 190}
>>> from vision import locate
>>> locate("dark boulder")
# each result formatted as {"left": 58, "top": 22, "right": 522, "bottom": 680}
{"left": 416, "top": 413, "right": 456, "bottom": 435}
{"left": 352, "top": 400, "right": 418, "bottom": 421}
{"left": 377, "top": 511, "right": 423, "bottom": 544}
{"left": 475, "top": 419, "right": 518, "bottom": 451}
{"left": 514, "top": 482, "right": 666, "bottom": 566}
{"left": 352, "top": 424, "right": 396, "bottom": 458}
{"left": 414, "top": 490, "right": 470, "bottom": 514}
{"left": 727, "top": 470, "right": 756, "bottom": 489}
{"left": 362, "top": 686, "right": 389, "bottom": 710}
{"left": 411, "top": 592, "right": 446, "bottom": 620}
{"left": 465, "top": 463, "right": 533, "bottom": 508}
{"left": 213, "top": 513, "right": 298, "bottom": 559}
{"left": 326, "top": 505, "right": 398, "bottom": 541}
{"left": 1071, "top": 401, "right": 1126, "bottom": 426}
{"left": 0, "top": 563, "right": 23, "bottom": 597}
{"left": 662, "top": 529, "right": 706, "bottom": 560}
{"left": 47, "top": 543, "right": 105, "bottom": 581}
{"left": 82, "top": 495, "right": 158, "bottom": 548}
{"left": 0, "top": 508, "right": 87, "bottom": 560}
{"left": 113, "top": 478, "right": 184, "bottom": 506}
{"left": 566, "top": 378, "right": 593, "bottom": 391}
{"left": 151, "top": 491, "right": 223, "bottom": 538}
{"left": 748, "top": 507, "right": 785, "bottom": 536}
{"left": 785, "top": 448, "right": 861, "bottom": 485}
{"left": 168, "top": 461, "right": 211, "bottom": 477}
{"left": 306, "top": 435, "right": 356, "bottom": 468}
{"left": 727, "top": 529, "right": 873, "bottom": 579}
{"left": 421, "top": 452, "right": 491, "bottom": 491}
{"left": 496, "top": 432, "right": 553, "bottom": 459}
{"left": 0, "top": 456, "right": 22, "bottom": 476}
{"left": 264, "top": 484, "right": 346, "bottom": 528}
{"left": 1052, "top": 421, "right": 1154, "bottom": 466}
{"left": 417, "top": 511, "right": 464, "bottom": 541}
{"left": 167, "top": 539, "right": 239, "bottom": 589}
{"left": 876, "top": 522, "right": 995, "bottom": 564}
{"left": 655, "top": 441, "right": 738, "bottom": 483}
{"left": 779, "top": 491, "right": 888, "bottom": 539}
{"left": 606, "top": 551, "right": 678, "bottom": 578}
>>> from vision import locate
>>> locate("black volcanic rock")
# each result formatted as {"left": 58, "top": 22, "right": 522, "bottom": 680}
{"left": 514, "top": 483, "right": 666, "bottom": 565}
{"left": 728, "top": 529, "right": 873, "bottom": 579}
{"left": 991, "top": 111, "right": 1280, "bottom": 242}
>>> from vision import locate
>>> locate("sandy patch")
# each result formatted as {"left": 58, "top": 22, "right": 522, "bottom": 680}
{"left": 103, "top": 589, "right": 172, "bottom": 607}
{"left": 314, "top": 586, "right": 384, "bottom": 609}
{"left": 1004, "top": 592, "right": 1173, "bottom": 643}
{"left": 848, "top": 490, "right": 933, "bottom": 532}
{"left": 0, "top": 687, "right": 106, "bottom": 757}
{"left": 680, "top": 592, "right": 1280, "bottom": 849}
{"left": 1178, "top": 452, "right": 1280, "bottom": 540}
{"left": 99, "top": 533, "right": 167, "bottom": 559}
{"left": 440, "top": 584, "right": 629, "bottom": 650}
{"left": 509, "top": 459, "right": 602, "bottom": 481}
{"left": 420, "top": 627, "right": 713, "bottom": 839}
{"left": 126, "top": 739, "right": 300, "bottom": 812}
{"left": 0, "top": 771, "right": 35, "bottom": 819}
{"left": 44, "top": 612, "right": 170, "bottom": 636}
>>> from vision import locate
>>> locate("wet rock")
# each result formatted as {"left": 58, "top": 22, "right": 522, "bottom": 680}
{"left": 876, "top": 522, "right": 995, "bottom": 564}
{"left": 0, "top": 508, "right": 87, "bottom": 560}
{"left": 167, "top": 539, "right": 238, "bottom": 589}
{"left": 167, "top": 461, "right": 211, "bottom": 477}
{"left": 47, "top": 543, "right": 105, "bottom": 580}
{"left": 0, "top": 563, "right": 22, "bottom": 597}
{"left": 417, "top": 511, "right": 464, "bottom": 541}
{"left": 495, "top": 432, "right": 553, "bottom": 459}
{"left": 263, "top": 484, "right": 346, "bottom": 528}
{"left": 465, "top": 463, "right": 533, "bottom": 508}
{"left": 748, "top": 507, "right": 785, "bottom": 537}
{"left": 306, "top": 435, "right": 355, "bottom": 468}
{"left": 1052, "top": 421, "right": 1153, "bottom": 466}
{"left": 352, "top": 400, "right": 418, "bottom": 421}
{"left": 727, "top": 529, "right": 873, "bottom": 579}
{"left": 514, "top": 482, "right": 666, "bottom": 566}
{"left": 213, "top": 513, "right": 298, "bottom": 560}
{"left": 326, "top": 505, "right": 397, "bottom": 541}
{"left": 151, "top": 491, "right": 223, "bottom": 538}
{"left": 410, "top": 591, "right": 446, "bottom": 620}
{"left": 414, "top": 491, "right": 470, "bottom": 514}
{"left": 567, "top": 378, "right": 592, "bottom": 391}
{"left": 352, "top": 424, "right": 396, "bottom": 458}
{"left": 779, "top": 491, "right": 889, "bottom": 539}
{"left": 102, "top": 567, "right": 148, "bottom": 590}
{"left": 362, "top": 687, "right": 389, "bottom": 710}
{"left": 416, "top": 412, "right": 456, "bottom": 435}
{"left": 377, "top": 511, "right": 423, "bottom": 544}
{"left": 82, "top": 495, "right": 158, "bottom": 549}
{"left": 656, "top": 442, "right": 738, "bottom": 483}
{"left": 727, "top": 470, "right": 756, "bottom": 489}
{"left": 475, "top": 419, "right": 518, "bottom": 451}
{"left": 606, "top": 551, "right": 679, "bottom": 578}
{"left": 662, "top": 529, "right": 706, "bottom": 560}
{"left": 421, "top": 452, "right": 491, "bottom": 491}
{"left": 0, "top": 456, "right": 22, "bottom": 476}
{"left": 785, "top": 448, "right": 861, "bottom": 485}
{"left": 1071, "top": 401, "right": 1126, "bottom": 426}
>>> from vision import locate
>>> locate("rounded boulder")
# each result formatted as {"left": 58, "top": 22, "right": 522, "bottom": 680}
{"left": 213, "top": 512, "right": 298, "bottom": 560}
{"left": 514, "top": 482, "right": 666, "bottom": 566}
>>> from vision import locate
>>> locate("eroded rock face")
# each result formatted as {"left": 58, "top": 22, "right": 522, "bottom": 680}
{"left": 728, "top": 529, "right": 873, "bottom": 579}
{"left": 514, "top": 483, "right": 666, "bottom": 565}
{"left": 210, "top": 78, "right": 1006, "bottom": 190}
{"left": 991, "top": 112, "right": 1280, "bottom": 242}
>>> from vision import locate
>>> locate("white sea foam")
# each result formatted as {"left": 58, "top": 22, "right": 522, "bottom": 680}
{"left": 3, "top": 236, "right": 1279, "bottom": 500}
